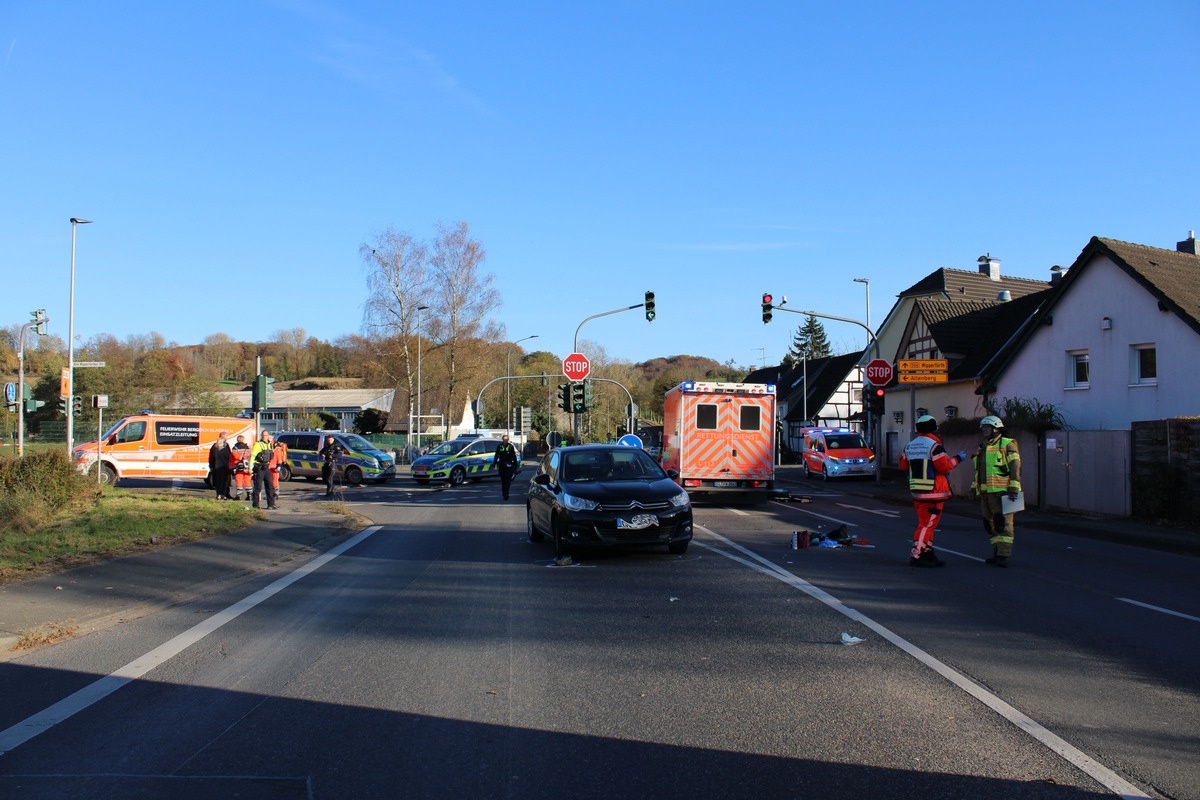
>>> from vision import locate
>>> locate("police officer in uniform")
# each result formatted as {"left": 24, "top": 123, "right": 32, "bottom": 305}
{"left": 320, "top": 435, "right": 345, "bottom": 497}
{"left": 495, "top": 434, "right": 521, "bottom": 500}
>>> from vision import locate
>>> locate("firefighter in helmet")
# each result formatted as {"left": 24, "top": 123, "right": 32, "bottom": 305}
{"left": 971, "top": 415, "right": 1021, "bottom": 567}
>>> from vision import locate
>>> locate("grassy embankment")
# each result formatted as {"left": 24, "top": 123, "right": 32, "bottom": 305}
{"left": 0, "top": 450, "right": 259, "bottom": 585}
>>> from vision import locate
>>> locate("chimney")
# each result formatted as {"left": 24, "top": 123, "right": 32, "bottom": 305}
{"left": 1050, "top": 265, "right": 1065, "bottom": 285}
{"left": 977, "top": 253, "right": 1001, "bottom": 281}
{"left": 996, "top": 290, "right": 1012, "bottom": 302}
{"left": 1178, "top": 230, "right": 1198, "bottom": 255}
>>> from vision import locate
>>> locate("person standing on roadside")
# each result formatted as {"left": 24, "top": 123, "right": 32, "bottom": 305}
{"left": 495, "top": 434, "right": 521, "bottom": 500}
{"left": 209, "top": 431, "right": 233, "bottom": 500}
{"left": 230, "top": 434, "right": 253, "bottom": 501}
{"left": 319, "top": 434, "right": 344, "bottom": 497}
{"left": 971, "top": 415, "right": 1022, "bottom": 567}
{"left": 899, "top": 415, "right": 968, "bottom": 568}
{"left": 269, "top": 438, "right": 288, "bottom": 498}
{"left": 251, "top": 430, "right": 278, "bottom": 510}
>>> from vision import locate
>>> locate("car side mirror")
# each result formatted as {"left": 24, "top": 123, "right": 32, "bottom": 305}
{"left": 533, "top": 473, "right": 551, "bottom": 486}
{"left": 666, "top": 468, "right": 680, "bottom": 480}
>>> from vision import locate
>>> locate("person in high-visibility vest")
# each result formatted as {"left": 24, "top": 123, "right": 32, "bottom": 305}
{"left": 900, "top": 415, "right": 967, "bottom": 568}
{"left": 971, "top": 415, "right": 1022, "bottom": 567}
{"left": 270, "top": 439, "right": 288, "bottom": 492}
{"left": 251, "top": 430, "right": 278, "bottom": 510}
{"left": 229, "top": 435, "right": 253, "bottom": 501}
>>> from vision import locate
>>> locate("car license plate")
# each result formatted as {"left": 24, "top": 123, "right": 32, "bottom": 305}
{"left": 413, "top": 466, "right": 428, "bottom": 476}
{"left": 714, "top": 481, "right": 738, "bottom": 488}
{"left": 618, "top": 514, "right": 659, "bottom": 530}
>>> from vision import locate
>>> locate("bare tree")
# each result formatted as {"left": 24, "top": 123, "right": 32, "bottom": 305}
{"left": 427, "top": 221, "right": 502, "bottom": 438}
{"left": 202, "top": 333, "right": 242, "bottom": 381}
{"left": 361, "top": 228, "right": 430, "bottom": 430}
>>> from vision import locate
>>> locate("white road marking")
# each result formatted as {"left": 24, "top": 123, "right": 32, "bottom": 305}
{"left": 0, "top": 525, "right": 385, "bottom": 757}
{"left": 1116, "top": 597, "right": 1200, "bottom": 623}
{"left": 835, "top": 502, "right": 901, "bottom": 518}
{"left": 694, "top": 525, "right": 1152, "bottom": 800}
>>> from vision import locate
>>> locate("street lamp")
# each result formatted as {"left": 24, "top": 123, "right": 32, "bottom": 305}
{"left": 415, "top": 305, "right": 429, "bottom": 454}
{"left": 507, "top": 335, "right": 538, "bottom": 432}
{"left": 852, "top": 278, "right": 871, "bottom": 341}
{"left": 68, "top": 217, "right": 93, "bottom": 456}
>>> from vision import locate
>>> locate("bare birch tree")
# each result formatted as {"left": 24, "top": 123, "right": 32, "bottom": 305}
{"left": 361, "top": 227, "right": 430, "bottom": 430}
{"left": 427, "top": 221, "right": 502, "bottom": 437}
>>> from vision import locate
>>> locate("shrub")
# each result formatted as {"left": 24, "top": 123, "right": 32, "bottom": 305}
{"left": 0, "top": 450, "right": 97, "bottom": 535}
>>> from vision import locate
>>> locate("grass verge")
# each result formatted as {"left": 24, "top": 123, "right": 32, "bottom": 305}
{"left": 0, "top": 490, "right": 262, "bottom": 584}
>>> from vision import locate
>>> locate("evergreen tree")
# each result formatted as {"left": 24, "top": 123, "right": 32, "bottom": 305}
{"left": 783, "top": 314, "right": 831, "bottom": 364}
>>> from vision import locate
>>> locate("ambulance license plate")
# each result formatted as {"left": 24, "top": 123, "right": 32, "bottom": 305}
{"left": 714, "top": 481, "right": 738, "bottom": 488}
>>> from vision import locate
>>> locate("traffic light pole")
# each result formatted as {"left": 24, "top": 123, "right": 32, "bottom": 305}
{"left": 572, "top": 300, "right": 648, "bottom": 443}
{"left": 766, "top": 305, "right": 882, "bottom": 483}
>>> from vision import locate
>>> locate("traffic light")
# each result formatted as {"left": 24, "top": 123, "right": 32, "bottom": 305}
{"left": 26, "top": 397, "right": 45, "bottom": 413}
{"left": 72, "top": 395, "right": 83, "bottom": 416}
{"left": 866, "top": 386, "right": 885, "bottom": 417}
{"left": 252, "top": 374, "right": 276, "bottom": 411}
{"left": 644, "top": 290, "right": 656, "bottom": 322}
{"left": 32, "top": 308, "right": 48, "bottom": 335}
{"left": 557, "top": 383, "right": 572, "bottom": 412}
{"left": 59, "top": 397, "right": 69, "bottom": 416}
{"left": 571, "top": 382, "right": 586, "bottom": 413}
{"left": 762, "top": 293, "right": 773, "bottom": 324}
{"left": 583, "top": 379, "right": 594, "bottom": 409}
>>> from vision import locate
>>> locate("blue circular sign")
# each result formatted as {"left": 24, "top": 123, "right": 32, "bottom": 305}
{"left": 616, "top": 434, "right": 643, "bottom": 448}
{"left": 4, "top": 383, "right": 15, "bottom": 404}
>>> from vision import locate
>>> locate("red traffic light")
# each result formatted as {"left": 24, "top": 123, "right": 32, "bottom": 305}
{"left": 762, "top": 293, "right": 773, "bottom": 304}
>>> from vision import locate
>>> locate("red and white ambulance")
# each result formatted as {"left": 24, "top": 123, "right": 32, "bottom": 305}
{"left": 661, "top": 381, "right": 777, "bottom": 503}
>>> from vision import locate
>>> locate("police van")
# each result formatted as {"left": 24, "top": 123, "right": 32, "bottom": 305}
{"left": 410, "top": 437, "right": 517, "bottom": 486}
{"left": 274, "top": 430, "right": 396, "bottom": 485}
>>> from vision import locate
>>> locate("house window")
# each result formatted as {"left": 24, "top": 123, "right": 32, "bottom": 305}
{"left": 1131, "top": 344, "right": 1157, "bottom": 386}
{"left": 1067, "top": 351, "right": 1089, "bottom": 388}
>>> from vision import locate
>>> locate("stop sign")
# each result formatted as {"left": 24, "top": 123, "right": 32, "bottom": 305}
{"left": 563, "top": 352, "right": 591, "bottom": 382}
{"left": 865, "top": 358, "right": 893, "bottom": 386}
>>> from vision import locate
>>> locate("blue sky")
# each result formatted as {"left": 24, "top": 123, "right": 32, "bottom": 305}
{"left": 3, "top": 1, "right": 1197, "bottom": 372}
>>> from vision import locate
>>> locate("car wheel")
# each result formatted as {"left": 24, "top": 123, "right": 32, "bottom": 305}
{"left": 527, "top": 505, "right": 544, "bottom": 542}
{"left": 91, "top": 462, "right": 117, "bottom": 487}
{"left": 822, "top": 464, "right": 830, "bottom": 481}
{"left": 668, "top": 541, "right": 689, "bottom": 554}
{"left": 449, "top": 466, "right": 467, "bottom": 486}
{"left": 345, "top": 465, "right": 364, "bottom": 486}
{"left": 802, "top": 462, "right": 812, "bottom": 479}
{"left": 279, "top": 463, "right": 293, "bottom": 482}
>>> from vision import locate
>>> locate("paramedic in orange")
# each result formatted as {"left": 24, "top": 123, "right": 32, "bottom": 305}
{"left": 899, "top": 415, "right": 968, "bottom": 568}
{"left": 270, "top": 439, "right": 288, "bottom": 492}
{"left": 229, "top": 434, "right": 253, "bottom": 501}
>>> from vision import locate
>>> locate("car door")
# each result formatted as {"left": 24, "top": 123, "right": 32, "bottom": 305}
{"left": 530, "top": 451, "right": 560, "bottom": 531}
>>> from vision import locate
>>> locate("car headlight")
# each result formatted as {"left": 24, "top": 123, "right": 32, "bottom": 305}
{"left": 562, "top": 493, "right": 599, "bottom": 512}
{"left": 668, "top": 489, "right": 690, "bottom": 508}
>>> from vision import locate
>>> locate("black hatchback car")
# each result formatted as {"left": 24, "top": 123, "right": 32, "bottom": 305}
{"left": 526, "top": 444, "right": 693, "bottom": 556}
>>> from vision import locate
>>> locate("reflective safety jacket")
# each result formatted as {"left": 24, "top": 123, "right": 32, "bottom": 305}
{"left": 900, "top": 433, "right": 961, "bottom": 501}
{"left": 972, "top": 436, "right": 1021, "bottom": 494}
{"left": 230, "top": 444, "right": 252, "bottom": 474}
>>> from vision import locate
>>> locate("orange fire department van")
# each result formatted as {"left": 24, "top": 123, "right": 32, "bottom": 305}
{"left": 661, "top": 381, "right": 777, "bottom": 503}
{"left": 72, "top": 414, "right": 257, "bottom": 486}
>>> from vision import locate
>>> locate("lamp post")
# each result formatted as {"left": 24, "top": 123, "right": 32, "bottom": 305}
{"left": 507, "top": 335, "right": 538, "bottom": 432}
{"left": 415, "top": 305, "right": 429, "bottom": 454}
{"left": 853, "top": 277, "right": 872, "bottom": 454}
{"left": 852, "top": 278, "right": 871, "bottom": 341}
{"left": 67, "top": 218, "right": 93, "bottom": 456}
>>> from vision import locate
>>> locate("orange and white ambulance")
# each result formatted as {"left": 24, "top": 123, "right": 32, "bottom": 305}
{"left": 72, "top": 414, "right": 256, "bottom": 486}
{"left": 661, "top": 381, "right": 777, "bottom": 503}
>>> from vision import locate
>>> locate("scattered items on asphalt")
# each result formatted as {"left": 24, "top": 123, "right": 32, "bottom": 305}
{"left": 840, "top": 632, "right": 866, "bottom": 645}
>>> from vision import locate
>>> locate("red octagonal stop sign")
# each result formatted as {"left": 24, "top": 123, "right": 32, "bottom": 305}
{"left": 563, "top": 352, "right": 591, "bottom": 382}
{"left": 865, "top": 358, "right": 893, "bottom": 386}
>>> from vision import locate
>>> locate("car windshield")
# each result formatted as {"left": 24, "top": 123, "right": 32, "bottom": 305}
{"left": 339, "top": 433, "right": 374, "bottom": 451}
{"left": 826, "top": 434, "right": 866, "bottom": 449}
{"left": 427, "top": 441, "right": 463, "bottom": 456}
{"left": 561, "top": 449, "right": 664, "bottom": 483}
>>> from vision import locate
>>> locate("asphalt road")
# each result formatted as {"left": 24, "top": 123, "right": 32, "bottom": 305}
{"left": 0, "top": 472, "right": 1195, "bottom": 799}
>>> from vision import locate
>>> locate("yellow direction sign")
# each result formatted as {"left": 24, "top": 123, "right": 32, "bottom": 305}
{"left": 898, "top": 359, "right": 948, "bottom": 372}
{"left": 898, "top": 373, "right": 948, "bottom": 384}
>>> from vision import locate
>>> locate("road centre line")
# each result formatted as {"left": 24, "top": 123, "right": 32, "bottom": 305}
{"left": 1116, "top": 597, "right": 1200, "bottom": 622}
{"left": 693, "top": 525, "right": 1152, "bottom": 800}
{"left": 0, "top": 525, "right": 385, "bottom": 758}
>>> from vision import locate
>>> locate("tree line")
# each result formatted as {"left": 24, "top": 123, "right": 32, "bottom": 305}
{"left": 3, "top": 220, "right": 832, "bottom": 443}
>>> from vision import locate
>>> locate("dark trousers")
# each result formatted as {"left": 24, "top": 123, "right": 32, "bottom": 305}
{"left": 253, "top": 468, "right": 277, "bottom": 508}
{"left": 499, "top": 468, "right": 515, "bottom": 499}
{"left": 213, "top": 466, "right": 231, "bottom": 499}
{"left": 323, "top": 464, "right": 336, "bottom": 496}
